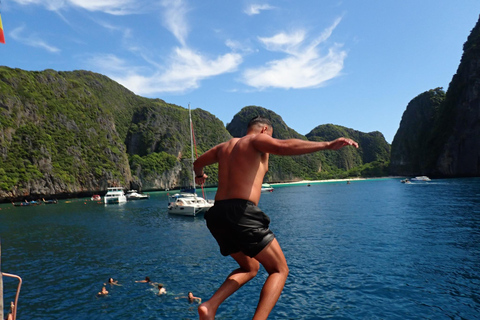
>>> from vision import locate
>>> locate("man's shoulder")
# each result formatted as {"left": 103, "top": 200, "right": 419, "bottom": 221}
{"left": 220, "top": 137, "right": 242, "bottom": 149}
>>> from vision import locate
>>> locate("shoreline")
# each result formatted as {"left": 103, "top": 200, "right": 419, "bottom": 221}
{"left": 270, "top": 176, "right": 402, "bottom": 187}
{"left": 0, "top": 177, "right": 405, "bottom": 204}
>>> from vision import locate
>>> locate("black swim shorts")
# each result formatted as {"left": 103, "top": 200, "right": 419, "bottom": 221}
{"left": 204, "top": 199, "right": 275, "bottom": 257}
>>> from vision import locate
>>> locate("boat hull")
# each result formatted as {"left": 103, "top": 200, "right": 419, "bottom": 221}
{"left": 104, "top": 196, "right": 127, "bottom": 204}
{"left": 167, "top": 192, "right": 213, "bottom": 217}
{"left": 104, "top": 187, "right": 127, "bottom": 204}
{"left": 168, "top": 206, "right": 208, "bottom": 216}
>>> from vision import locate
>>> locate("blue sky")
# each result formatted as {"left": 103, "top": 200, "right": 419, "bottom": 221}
{"left": 1, "top": 1, "right": 479, "bottom": 143}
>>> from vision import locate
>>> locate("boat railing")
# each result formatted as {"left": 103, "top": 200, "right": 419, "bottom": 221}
{"left": 1, "top": 272, "right": 22, "bottom": 320}
{"left": 1, "top": 243, "right": 22, "bottom": 320}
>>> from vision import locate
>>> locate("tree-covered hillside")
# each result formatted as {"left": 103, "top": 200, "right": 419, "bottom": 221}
{"left": 227, "top": 106, "right": 391, "bottom": 182}
{"left": 0, "top": 68, "right": 135, "bottom": 197}
{"left": 0, "top": 67, "right": 391, "bottom": 201}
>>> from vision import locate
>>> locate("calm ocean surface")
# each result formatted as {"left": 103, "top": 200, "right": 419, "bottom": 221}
{"left": 1, "top": 178, "right": 480, "bottom": 319}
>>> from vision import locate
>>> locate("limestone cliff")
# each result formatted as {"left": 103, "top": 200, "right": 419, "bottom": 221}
{"left": 0, "top": 68, "right": 390, "bottom": 201}
{"left": 435, "top": 16, "right": 480, "bottom": 176}
{"left": 390, "top": 88, "right": 445, "bottom": 175}
{"left": 0, "top": 68, "right": 134, "bottom": 198}
{"left": 0, "top": 67, "right": 230, "bottom": 200}
{"left": 390, "top": 15, "right": 480, "bottom": 177}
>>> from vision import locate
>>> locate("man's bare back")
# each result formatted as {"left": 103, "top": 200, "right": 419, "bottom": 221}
{"left": 213, "top": 133, "right": 270, "bottom": 205}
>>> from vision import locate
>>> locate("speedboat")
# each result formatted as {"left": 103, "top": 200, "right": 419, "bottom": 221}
{"left": 91, "top": 194, "right": 101, "bottom": 201}
{"left": 168, "top": 191, "right": 213, "bottom": 216}
{"left": 104, "top": 187, "right": 127, "bottom": 204}
{"left": 261, "top": 183, "right": 274, "bottom": 192}
{"left": 126, "top": 190, "right": 150, "bottom": 200}
{"left": 410, "top": 176, "right": 431, "bottom": 182}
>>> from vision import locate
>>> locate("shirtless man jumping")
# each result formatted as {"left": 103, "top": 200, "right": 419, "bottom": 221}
{"left": 193, "top": 116, "right": 358, "bottom": 320}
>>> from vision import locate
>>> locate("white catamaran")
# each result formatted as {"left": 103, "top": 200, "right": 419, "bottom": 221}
{"left": 168, "top": 105, "right": 213, "bottom": 216}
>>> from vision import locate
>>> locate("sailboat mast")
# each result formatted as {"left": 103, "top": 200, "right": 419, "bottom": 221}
{"left": 188, "top": 104, "right": 196, "bottom": 192}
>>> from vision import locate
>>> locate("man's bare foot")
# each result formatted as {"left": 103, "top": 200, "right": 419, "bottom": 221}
{"left": 198, "top": 302, "right": 216, "bottom": 320}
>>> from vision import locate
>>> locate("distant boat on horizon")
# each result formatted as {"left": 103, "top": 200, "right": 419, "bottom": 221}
{"left": 410, "top": 176, "right": 431, "bottom": 182}
{"left": 261, "top": 183, "right": 274, "bottom": 192}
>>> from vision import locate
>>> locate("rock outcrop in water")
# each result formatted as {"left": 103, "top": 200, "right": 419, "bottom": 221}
{"left": 434, "top": 16, "right": 480, "bottom": 177}
{"left": 390, "top": 15, "right": 480, "bottom": 177}
{"left": 390, "top": 88, "right": 446, "bottom": 175}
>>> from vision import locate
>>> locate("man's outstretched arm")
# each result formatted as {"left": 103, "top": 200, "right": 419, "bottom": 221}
{"left": 252, "top": 135, "right": 358, "bottom": 156}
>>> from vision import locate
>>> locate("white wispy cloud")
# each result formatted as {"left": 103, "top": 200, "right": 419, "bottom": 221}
{"left": 90, "top": 47, "right": 243, "bottom": 94}
{"left": 258, "top": 31, "right": 306, "bottom": 54}
{"left": 9, "top": 26, "right": 60, "bottom": 53}
{"left": 11, "top": 0, "right": 143, "bottom": 15}
{"left": 95, "top": 19, "right": 133, "bottom": 41}
{"left": 244, "top": 3, "right": 275, "bottom": 16}
{"left": 225, "top": 39, "right": 255, "bottom": 54}
{"left": 83, "top": 0, "right": 242, "bottom": 94}
{"left": 241, "top": 17, "right": 346, "bottom": 89}
{"left": 160, "top": 0, "right": 189, "bottom": 46}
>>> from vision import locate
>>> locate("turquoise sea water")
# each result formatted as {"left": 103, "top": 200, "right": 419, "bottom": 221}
{"left": 1, "top": 178, "right": 479, "bottom": 319}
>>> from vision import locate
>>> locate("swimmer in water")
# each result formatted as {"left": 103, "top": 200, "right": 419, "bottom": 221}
{"left": 97, "top": 285, "right": 109, "bottom": 297}
{"left": 135, "top": 276, "right": 151, "bottom": 283}
{"left": 176, "top": 292, "right": 201, "bottom": 304}
{"left": 108, "top": 278, "right": 121, "bottom": 285}
{"left": 157, "top": 283, "right": 167, "bottom": 295}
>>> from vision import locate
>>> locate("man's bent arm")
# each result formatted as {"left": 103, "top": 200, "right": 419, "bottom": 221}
{"left": 252, "top": 135, "right": 358, "bottom": 156}
{"left": 193, "top": 144, "right": 220, "bottom": 180}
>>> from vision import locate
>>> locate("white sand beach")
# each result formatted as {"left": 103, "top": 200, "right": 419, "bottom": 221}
{"left": 270, "top": 177, "right": 400, "bottom": 187}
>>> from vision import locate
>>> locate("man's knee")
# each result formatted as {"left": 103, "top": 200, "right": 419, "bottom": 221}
{"left": 247, "top": 261, "right": 261, "bottom": 276}
{"left": 268, "top": 261, "right": 289, "bottom": 277}
{"left": 235, "top": 254, "right": 260, "bottom": 277}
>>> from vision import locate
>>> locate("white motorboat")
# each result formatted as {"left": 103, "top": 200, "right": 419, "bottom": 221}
{"left": 261, "top": 183, "right": 274, "bottom": 192}
{"left": 126, "top": 190, "right": 150, "bottom": 200}
{"left": 410, "top": 176, "right": 431, "bottom": 182}
{"left": 168, "top": 192, "right": 214, "bottom": 216}
{"left": 104, "top": 187, "right": 127, "bottom": 204}
{"left": 168, "top": 105, "right": 213, "bottom": 216}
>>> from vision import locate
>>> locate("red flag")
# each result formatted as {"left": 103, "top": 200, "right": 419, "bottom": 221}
{"left": 0, "top": 13, "right": 5, "bottom": 44}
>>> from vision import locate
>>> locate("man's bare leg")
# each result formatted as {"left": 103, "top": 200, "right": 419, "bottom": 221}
{"left": 198, "top": 252, "right": 260, "bottom": 320}
{"left": 199, "top": 239, "right": 288, "bottom": 320}
{"left": 251, "top": 238, "right": 289, "bottom": 320}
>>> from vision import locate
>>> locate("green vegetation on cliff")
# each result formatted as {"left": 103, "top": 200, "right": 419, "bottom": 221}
{"left": 0, "top": 68, "right": 134, "bottom": 194}
{"left": 227, "top": 107, "right": 391, "bottom": 182}
{"left": 1, "top": 67, "right": 391, "bottom": 200}
{"left": 307, "top": 124, "right": 391, "bottom": 179}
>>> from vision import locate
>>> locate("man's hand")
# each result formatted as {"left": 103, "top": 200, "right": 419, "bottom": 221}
{"left": 328, "top": 137, "right": 359, "bottom": 150}
{"left": 195, "top": 173, "right": 208, "bottom": 185}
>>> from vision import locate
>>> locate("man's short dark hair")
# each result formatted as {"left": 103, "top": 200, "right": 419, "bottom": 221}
{"left": 248, "top": 116, "right": 272, "bottom": 129}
